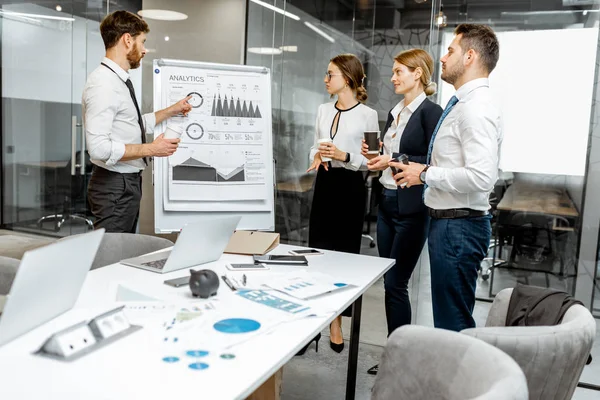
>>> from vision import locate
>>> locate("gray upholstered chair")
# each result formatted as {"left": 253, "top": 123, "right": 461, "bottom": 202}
{"left": 0, "top": 256, "right": 21, "bottom": 295}
{"left": 371, "top": 325, "right": 528, "bottom": 400}
{"left": 462, "top": 288, "right": 596, "bottom": 400}
{"left": 61, "top": 232, "right": 174, "bottom": 270}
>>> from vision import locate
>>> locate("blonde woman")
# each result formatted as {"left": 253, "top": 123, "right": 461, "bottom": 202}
{"left": 361, "top": 49, "right": 442, "bottom": 374}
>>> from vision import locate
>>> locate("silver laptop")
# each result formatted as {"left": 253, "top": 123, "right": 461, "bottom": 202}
{"left": 120, "top": 216, "right": 241, "bottom": 274}
{"left": 0, "top": 229, "right": 105, "bottom": 347}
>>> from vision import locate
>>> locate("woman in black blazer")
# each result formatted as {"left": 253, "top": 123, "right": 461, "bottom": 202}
{"left": 362, "top": 49, "right": 443, "bottom": 375}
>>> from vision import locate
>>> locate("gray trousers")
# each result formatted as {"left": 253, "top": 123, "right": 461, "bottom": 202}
{"left": 88, "top": 165, "right": 142, "bottom": 233}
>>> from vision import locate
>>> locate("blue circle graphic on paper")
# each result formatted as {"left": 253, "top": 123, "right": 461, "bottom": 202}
{"left": 186, "top": 350, "right": 209, "bottom": 358}
{"left": 334, "top": 283, "right": 348, "bottom": 287}
{"left": 154, "top": 68, "right": 160, "bottom": 74}
{"left": 213, "top": 318, "right": 261, "bottom": 334}
{"left": 189, "top": 362, "right": 209, "bottom": 370}
{"left": 162, "top": 356, "right": 180, "bottom": 363}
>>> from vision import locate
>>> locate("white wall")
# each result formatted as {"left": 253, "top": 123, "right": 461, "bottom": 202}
{"left": 438, "top": 28, "right": 598, "bottom": 177}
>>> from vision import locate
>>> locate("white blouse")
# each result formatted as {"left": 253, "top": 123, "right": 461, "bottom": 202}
{"left": 309, "top": 102, "right": 379, "bottom": 171}
{"left": 380, "top": 92, "right": 427, "bottom": 189}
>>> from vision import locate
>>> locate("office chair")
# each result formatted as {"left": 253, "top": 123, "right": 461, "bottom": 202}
{"left": 59, "top": 232, "right": 174, "bottom": 270}
{"left": 463, "top": 288, "right": 596, "bottom": 400}
{"left": 37, "top": 151, "right": 93, "bottom": 232}
{"left": 372, "top": 325, "right": 528, "bottom": 400}
{"left": 488, "top": 212, "right": 556, "bottom": 296}
{"left": 480, "top": 182, "right": 507, "bottom": 281}
{"left": 0, "top": 256, "right": 20, "bottom": 295}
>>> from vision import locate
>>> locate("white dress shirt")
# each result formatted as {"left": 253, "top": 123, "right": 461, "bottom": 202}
{"left": 82, "top": 57, "right": 156, "bottom": 173}
{"left": 425, "top": 78, "right": 503, "bottom": 211}
{"left": 380, "top": 92, "right": 426, "bottom": 189}
{"left": 309, "top": 102, "right": 379, "bottom": 171}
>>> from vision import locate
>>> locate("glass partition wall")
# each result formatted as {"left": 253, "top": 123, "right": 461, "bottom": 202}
{"left": 432, "top": 0, "right": 600, "bottom": 390}
{"left": 248, "top": 2, "right": 600, "bottom": 389}
{"left": 0, "top": 0, "right": 141, "bottom": 237}
{"left": 246, "top": 0, "right": 437, "bottom": 246}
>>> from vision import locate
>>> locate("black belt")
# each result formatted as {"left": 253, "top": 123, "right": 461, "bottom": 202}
{"left": 92, "top": 165, "right": 142, "bottom": 177}
{"left": 428, "top": 208, "right": 488, "bottom": 219}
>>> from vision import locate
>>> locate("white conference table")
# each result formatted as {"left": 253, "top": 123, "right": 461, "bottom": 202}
{"left": 0, "top": 244, "right": 393, "bottom": 400}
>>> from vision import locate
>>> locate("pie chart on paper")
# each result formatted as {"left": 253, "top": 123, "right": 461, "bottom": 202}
{"left": 213, "top": 318, "right": 261, "bottom": 334}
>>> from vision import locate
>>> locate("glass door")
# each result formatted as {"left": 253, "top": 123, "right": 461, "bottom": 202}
{"left": 1, "top": 1, "right": 104, "bottom": 237}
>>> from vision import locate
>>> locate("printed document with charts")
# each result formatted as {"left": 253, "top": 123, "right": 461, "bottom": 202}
{"left": 261, "top": 271, "right": 355, "bottom": 300}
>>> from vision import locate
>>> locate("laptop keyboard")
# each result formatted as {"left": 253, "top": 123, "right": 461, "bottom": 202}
{"left": 141, "top": 258, "right": 168, "bottom": 270}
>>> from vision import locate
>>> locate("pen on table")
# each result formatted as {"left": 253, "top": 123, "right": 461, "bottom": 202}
{"left": 242, "top": 274, "right": 247, "bottom": 286}
{"left": 221, "top": 275, "right": 236, "bottom": 291}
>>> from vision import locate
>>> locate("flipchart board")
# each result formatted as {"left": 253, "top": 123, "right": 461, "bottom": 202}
{"left": 152, "top": 59, "right": 274, "bottom": 233}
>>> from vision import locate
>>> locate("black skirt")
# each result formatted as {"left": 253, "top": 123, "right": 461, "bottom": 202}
{"left": 308, "top": 166, "right": 366, "bottom": 254}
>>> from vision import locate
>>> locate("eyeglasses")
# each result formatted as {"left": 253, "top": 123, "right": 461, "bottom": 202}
{"left": 325, "top": 72, "right": 343, "bottom": 80}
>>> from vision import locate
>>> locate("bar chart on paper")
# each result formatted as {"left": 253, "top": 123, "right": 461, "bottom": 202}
{"left": 211, "top": 94, "right": 263, "bottom": 119}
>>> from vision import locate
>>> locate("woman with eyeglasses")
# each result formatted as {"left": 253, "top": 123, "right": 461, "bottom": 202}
{"left": 302, "top": 53, "right": 379, "bottom": 355}
{"left": 360, "top": 48, "right": 443, "bottom": 375}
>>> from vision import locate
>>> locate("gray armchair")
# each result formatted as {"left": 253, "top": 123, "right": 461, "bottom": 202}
{"left": 372, "top": 325, "right": 528, "bottom": 400}
{"left": 0, "top": 256, "right": 21, "bottom": 295}
{"left": 462, "top": 288, "right": 596, "bottom": 400}
{"left": 61, "top": 232, "right": 174, "bottom": 270}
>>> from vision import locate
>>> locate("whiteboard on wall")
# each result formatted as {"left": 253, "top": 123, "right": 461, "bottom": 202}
{"left": 153, "top": 59, "right": 274, "bottom": 233}
{"left": 438, "top": 28, "right": 598, "bottom": 176}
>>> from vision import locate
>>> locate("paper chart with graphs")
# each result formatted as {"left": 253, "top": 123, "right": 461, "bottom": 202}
{"left": 158, "top": 65, "right": 271, "bottom": 205}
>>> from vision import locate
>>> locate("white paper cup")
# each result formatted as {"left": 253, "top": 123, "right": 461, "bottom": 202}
{"left": 317, "top": 138, "right": 333, "bottom": 162}
{"left": 164, "top": 125, "right": 183, "bottom": 139}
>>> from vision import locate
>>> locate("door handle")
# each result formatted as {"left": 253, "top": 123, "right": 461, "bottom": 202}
{"left": 71, "top": 116, "right": 77, "bottom": 176}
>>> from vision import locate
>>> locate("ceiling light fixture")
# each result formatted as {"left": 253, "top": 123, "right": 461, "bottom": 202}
{"left": 304, "top": 21, "right": 335, "bottom": 43}
{"left": 164, "top": 36, "right": 170, "bottom": 41}
{"left": 0, "top": 10, "right": 74, "bottom": 22}
{"left": 501, "top": 10, "right": 599, "bottom": 17}
{"left": 55, "top": 5, "right": 62, "bottom": 12}
{"left": 137, "top": 9, "right": 188, "bottom": 21}
{"left": 280, "top": 45, "right": 298, "bottom": 52}
{"left": 436, "top": 6, "right": 447, "bottom": 28}
{"left": 250, "top": 0, "right": 300, "bottom": 21}
{"left": 248, "top": 47, "right": 283, "bottom": 55}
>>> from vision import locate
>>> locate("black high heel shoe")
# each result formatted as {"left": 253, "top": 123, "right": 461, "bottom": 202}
{"left": 329, "top": 323, "right": 345, "bottom": 353}
{"left": 295, "top": 333, "right": 321, "bottom": 356}
{"left": 329, "top": 338, "right": 344, "bottom": 353}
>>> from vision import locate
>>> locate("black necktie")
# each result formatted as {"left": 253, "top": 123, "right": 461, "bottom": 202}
{"left": 124, "top": 78, "right": 148, "bottom": 166}
{"left": 101, "top": 62, "right": 147, "bottom": 166}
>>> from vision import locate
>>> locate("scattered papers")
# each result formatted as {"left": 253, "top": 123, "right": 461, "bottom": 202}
{"left": 262, "top": 272, "right": 354, "bottom": 300}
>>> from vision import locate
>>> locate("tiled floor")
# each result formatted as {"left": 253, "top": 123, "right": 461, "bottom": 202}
{"left": 282, "top": 236, "right": 600, "bottom": 400}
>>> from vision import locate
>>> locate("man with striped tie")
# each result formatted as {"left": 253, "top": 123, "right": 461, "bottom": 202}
{"left": 390, "top": 24, "right": 502, "bottom": 332}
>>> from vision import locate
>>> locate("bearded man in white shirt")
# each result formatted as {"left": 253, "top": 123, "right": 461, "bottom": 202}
{"left": 83, "top": 11, "right": 191, "bottom": 233}
{"left": 390, "top": 24, "right": 502, "bottom": 331}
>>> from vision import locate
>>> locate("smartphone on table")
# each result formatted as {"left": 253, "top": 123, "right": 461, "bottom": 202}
{"left": 226, "top": 263, "right": 270, "bottom": 271}
{"left": 288, "top": 249, "right": 324, "bottom": 256}
{"left": 164, "top": 276, "right": 190, "bottom": 288}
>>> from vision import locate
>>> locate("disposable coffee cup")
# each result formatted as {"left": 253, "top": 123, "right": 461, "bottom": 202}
{"left": 364, "top": 131, "right": 380, "bottom": 154}
{"left": 164, "top": 125, "right": 183, "bottom": 140}
{"left": 317, "top": 138, "right": 333, "bottom": 162}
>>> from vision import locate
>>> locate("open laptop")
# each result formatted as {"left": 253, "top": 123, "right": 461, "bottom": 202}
{"left": 0, "top": 229, "right": 104, "bottom": 347}
{"left": 120, "top": 216, "right": 241, "bottom": 274}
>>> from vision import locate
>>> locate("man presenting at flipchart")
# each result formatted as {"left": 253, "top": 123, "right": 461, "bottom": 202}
{"left": 390, "top": 24, "right": 502, "bottom": 332}
{"left": 83, "top": 11, "right": 191, "bottom": 233}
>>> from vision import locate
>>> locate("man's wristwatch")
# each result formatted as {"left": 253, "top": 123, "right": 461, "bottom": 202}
{"left": 344, "top": 152, "right": 351, "bottom": 163}
{"left": 419, "top": 165, "right": 430, "bottom": 184}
